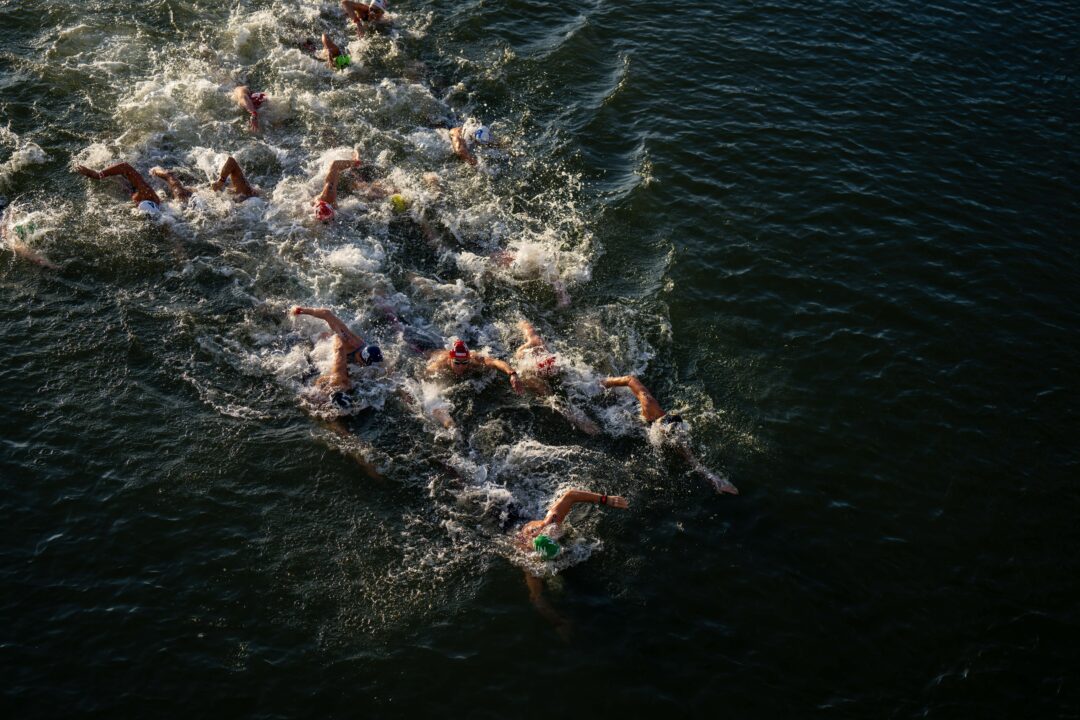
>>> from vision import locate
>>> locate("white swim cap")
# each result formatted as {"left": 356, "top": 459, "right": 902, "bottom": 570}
{"left": 473, "top": 125, "right": 493, "bottom": 144}
{"left": 136, "top": 200, "right": 160, "bottom": 216}
{"left": 369, "top": 0, "right": 388, "bottom": 11}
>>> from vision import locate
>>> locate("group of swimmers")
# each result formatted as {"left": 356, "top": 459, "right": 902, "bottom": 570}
{"left": 51, "top": 1, "right": 737, "bottom": 571}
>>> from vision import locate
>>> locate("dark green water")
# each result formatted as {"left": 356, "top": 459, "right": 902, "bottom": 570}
{"left": 2, "top": 0, "right": 1078, "bottom": 717}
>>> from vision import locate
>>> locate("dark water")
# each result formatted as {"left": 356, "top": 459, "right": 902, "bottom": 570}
{"left": 2, "top": 0, "right": 1078, "bottom": 717}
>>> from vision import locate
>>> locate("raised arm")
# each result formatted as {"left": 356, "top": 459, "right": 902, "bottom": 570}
{"left": 291, "top": 306, "right": 365, "bottom": 347}
{"left": 316, "top": 153, "right": 360, "bottom": 206}
{"left": 232, "top": 86, "right": 260, "bottom": 132}
{"left": 321, "top": 33, "right": 347, "bottom": 70}
{"left": 514, "top": 319, "right": 546, "bottom": 360}
{"left": 76, "top": 163, "right": 161, "bottom": 205}
{"left": 449, "top": 127, "right": 477, "bottom": 166}
{"left": 481, "top": 355, "right": 524, "bottom": 393}
{"left": 601, "top": 374, "right": 665, "bottom": 422}
{"left": 543, "top": 489, "right": 629, "bottom": 525}
{"left": 149, "top": 167, "right": 193, "bottom": 201}
{"left": 342, "top": 1, "right": 370, "bottom": 37}
{"left": 212, "top": 156, "right": 258, "bottom": 199}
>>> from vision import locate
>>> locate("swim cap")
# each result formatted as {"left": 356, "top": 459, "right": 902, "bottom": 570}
{"left": 473, "top": 125, "right": 492, "bottom": 144}
{"left": 389, "top": 194, "right": 409, "bottom": 213}
{"left": 249, "top": 91, "right": 267, "bottom": 108}
{"left": 136, "top": 200, "right": 160, "bottom": 216}
{"left": 533, "top": 534, "right": 561, "bottom": 560}
{"left": 369, "top": 0, "right": 388, "bottom": 11}
{"left": 360, "top": 345, "right": 383, "bottom": 364}
{"left": 13, "top": 222, "right": 36, "bottom": 240}
{"left": 334, "top": 54, "right": 352, "bottom": 69}
{"left": 536, "top": 354, "right": 557, "bottom": 377}
{"left": 314, "top": 199, "right": 335, "bottom": 221}
{"left": 449, "top": 339, "right": 470, "bottom": 362}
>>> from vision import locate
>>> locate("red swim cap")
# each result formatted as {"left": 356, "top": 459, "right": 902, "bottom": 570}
{"left": 314, "top": 200, "right": 335, "bottom": 222}
{"left": 536, "top": 354, "right": 557, "bottom": 377}
{"left": 449, "top": 340, "right": 470, "bottom": 361}
{"left": 249, "top": 92, "right": 267, "bottom": 108}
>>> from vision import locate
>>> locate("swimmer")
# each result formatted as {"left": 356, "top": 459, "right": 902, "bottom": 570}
{"left": 601, "top": 375, "right": 739, "bottom": 495}
{"left": 427, "top": 339, "right": 524, "bottom": 394}
{"left": 511, "top": 319, "right": 599, "bottom": 435}
{"left": 517, "top": 487, "right": 628, "bottom": 640}
{"left": 449, "top": 123, "right": 495, "bottom": 167}
{"left": 291, "top": 307, "right": 384, "bottom": 478}
{"left": 75, "top": 162, "right": 161, "bottom": 212}
{"left": 1, "top": 206, "right": 58, "bottom": 270}
{"left": 292, "top": 310, "right": 375, "bottom": 412}
{"left": 313, "top": 151, "right": 361, "bottom": 222}
{"left": 291, "top": 306, "right": 384, "bottom": 370}
{"left": 518, "top": 489, "right": 629, "bottom": 558}
{"left": 232, "top": 85, "right": 268, "bottom": 133}
{"left": 148, "top": 156, "right": 260, "bottom": 202}
{"left": 513, "top": 319, "right": 559, "bottom": 396}
{"left": 321, "top": 32, "right": 352, "bottom": 71}
{"left": 342, "top": 0, "right": 388, "bottom": 38}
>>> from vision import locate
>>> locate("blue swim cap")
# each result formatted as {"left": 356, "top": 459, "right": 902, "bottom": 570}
{"left": 473, "top": 125, "right": 492, "bottom": 144}
{"left": 361, "top": 345, "right": 383, "bottom": 364}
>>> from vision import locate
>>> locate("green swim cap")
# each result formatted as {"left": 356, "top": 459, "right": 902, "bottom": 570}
{"left": 389, "top": 193, "right": 408, "bottom": 213}
{"left": 13, "top": 222, "right": 36, "bottom": 239}
{"left": 334, "top": 54, "right": 351, "bottom": 69}
{"left": 533, "top": 534, "right": 561, "bottom": 560}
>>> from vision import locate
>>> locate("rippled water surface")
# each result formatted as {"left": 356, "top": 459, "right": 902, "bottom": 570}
{"left": 2, "top": 0, "right": 1078, "bottom": 717}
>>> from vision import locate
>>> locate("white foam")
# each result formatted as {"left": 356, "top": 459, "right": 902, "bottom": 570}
{"left": 0, "top": 127, "right": 49, "bottom": 188}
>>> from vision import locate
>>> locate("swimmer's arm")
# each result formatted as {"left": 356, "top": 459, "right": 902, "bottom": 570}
{"left": 481, "top": 356, "right": 523, "bottom": 393}
{"left": 318, "top": 156, "right": 360, "bottom": 204}
{"left": 545, "top": 490, "right": 629, "bottom": 525}
{"left": 342, "top": 1, "right": 370, "bottom": 36}
{"left": 425, "top": 351, "right": 447, "bottom": 376}
{"left": 233, "top": 86, "right": 257, "bottom": 115}
{"left": 450, "top": 127, "right": 477, "bottom": 166}
{"left": 292, "top": 307, "right": 365, "bottom": 346}
{"left": 602, "top": 374, "right": 665, "bottom": 421}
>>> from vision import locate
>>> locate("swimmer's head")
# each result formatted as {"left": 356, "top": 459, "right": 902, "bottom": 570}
{"left": 449, "top": 340, "right": 470, "bottom": 371}
{"left": 389, "top": 193, "right": 409, "bottom": 213}
{"left": 136, "top": 200, "right": 160, "bottom": 217}
{"left": 533, "top": 534, "right": 561, "bottom": 560}
{"left": 369, "top": 0, "right": 388, "bottom": 16}
{"left": 536, "top": 354, "right": 557, "bottom": 378}
{"left": 473, "top": 125, "right": 493, "bottom": 144}
{"left": 248, "top": 91, "right": 267, "bottom": 108}
{"left": 314, "top": 199, "right": 335, "bottom": 222}
{"left": 650, "top": 412, "right": 691, "bottom": 448}
{"left": 333, "top": 53, "right": 352, "bottom": 69}
{"left": 360, "top": 345, "right": 384, "bottom": 365}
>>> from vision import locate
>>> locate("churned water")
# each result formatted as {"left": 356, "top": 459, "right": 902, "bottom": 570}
{"left": 1, "top": 0, "right": 1077, "bottom": 717}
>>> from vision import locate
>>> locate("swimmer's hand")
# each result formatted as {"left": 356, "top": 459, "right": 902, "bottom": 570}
{"left": 606, "top": 495, "right": 629, "bottom": 509}
{"left": 707, "top": 469, "right": 739, "bottom": 496}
